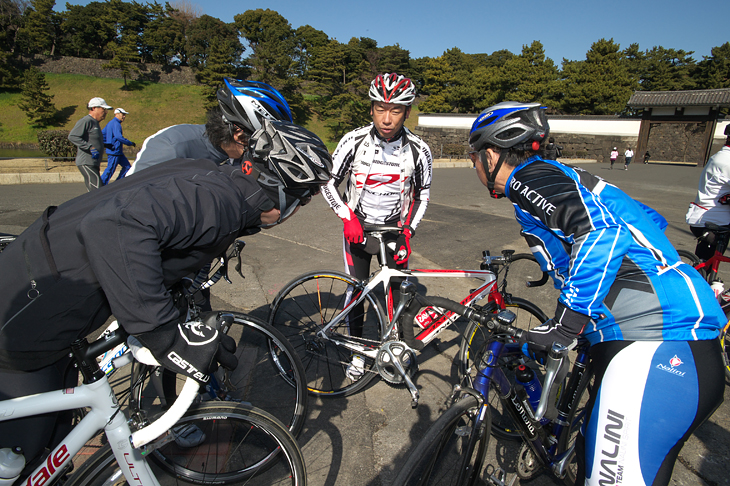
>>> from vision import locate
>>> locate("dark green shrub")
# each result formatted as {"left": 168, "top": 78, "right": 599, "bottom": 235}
{"left": 37, "top": 130, "right": 75, "bottom": 159}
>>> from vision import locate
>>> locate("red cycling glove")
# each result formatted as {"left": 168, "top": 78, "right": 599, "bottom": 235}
{"left": 394, "top": 227, "right": 413, "bottom": 265}
{"left": 342, "top": 210, "right": 363, "bottom": 244}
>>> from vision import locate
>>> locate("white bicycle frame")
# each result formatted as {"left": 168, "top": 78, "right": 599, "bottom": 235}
{"left": 0, "top": 348, "right": 199, "bottom": 486}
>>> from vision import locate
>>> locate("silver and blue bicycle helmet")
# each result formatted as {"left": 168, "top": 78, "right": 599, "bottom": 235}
{"left": 217, "top": 78, "right": 293, "bottom": 134}
{"left": 468, "top": 102, "right": 549, "bottom": 197}
{"left": 246, "top": 120, "right": 332, "bottom": 225}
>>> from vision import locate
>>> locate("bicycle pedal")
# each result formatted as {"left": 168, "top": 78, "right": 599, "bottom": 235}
{"left": 488, "top": 467, "right": 516, "bottom": 486}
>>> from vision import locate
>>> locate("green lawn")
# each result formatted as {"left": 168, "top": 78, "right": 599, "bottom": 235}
{"left": 1, "top": 74, "right": 208, "bottom": 146}
{"left": 1, "top": 73, "right": 420, "bottom": 151}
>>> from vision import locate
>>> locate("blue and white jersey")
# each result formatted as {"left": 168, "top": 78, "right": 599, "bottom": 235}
{"left": 505, "top": 157, "right": 724, "bottom": 344}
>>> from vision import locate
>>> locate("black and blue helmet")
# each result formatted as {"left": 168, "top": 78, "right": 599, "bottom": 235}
{"left": 217, "top": 78, "right": 293, "bottom": 134}
{"left": 468, "top": 102, "right": 548, "bottom": 152}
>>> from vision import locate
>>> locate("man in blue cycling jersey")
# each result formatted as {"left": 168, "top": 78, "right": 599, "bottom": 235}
{"left": 468, "top": 102, "right": 724, "bottom": 486}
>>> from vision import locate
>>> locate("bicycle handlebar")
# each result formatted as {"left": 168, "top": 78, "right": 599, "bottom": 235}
{"left": 401, "top": 293, "right": 570, "bottom": 421}
{"left": 362, "top": 223, "right": 403, "bottom": 234}
{"left": 130, "top": 376, "right": 200, "bottom": 449}
{"left": 482, "top": 251, "right": 549, "bottom": 288}
{"left": 402, "top": 293, "right": 526, "bottom": 342}
{"left": 86, "top": 328, "right": 203, "bottom": 450}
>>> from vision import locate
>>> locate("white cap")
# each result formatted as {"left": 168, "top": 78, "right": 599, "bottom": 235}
{"left": 88, "top": 97, "right": 112, "bottom": 109}
{"left": 115, "top": 108, "right": 128, "bottom": 115}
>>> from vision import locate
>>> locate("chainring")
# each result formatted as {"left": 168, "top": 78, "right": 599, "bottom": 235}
{"left": 516, "top": 440, "right": 544, "bottom": 479}
{"left": 375, "top": 340, "right": 418, "bottom": 384}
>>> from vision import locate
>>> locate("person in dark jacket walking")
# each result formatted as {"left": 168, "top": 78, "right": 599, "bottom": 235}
{"left": 543, "top": 137, "right": 562, "bottom": 160}
{"left": 0, "top": 121, "right": 332, "bottom": 470}
{"left": 68, "top": 97, "right": 111, "bottom": 191}
{"left": 101, "top": 107, "right": 135, "bottom": 185}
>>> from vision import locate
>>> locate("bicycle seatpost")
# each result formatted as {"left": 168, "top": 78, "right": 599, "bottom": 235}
{"left": 391, "top": 281, "right": 417, "bottom": 340}
{"left": 534, "top": 342, "right": 571, "bottom": 421}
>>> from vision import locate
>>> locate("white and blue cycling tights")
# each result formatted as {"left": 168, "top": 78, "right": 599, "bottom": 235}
{"left": 575, "top": 338, "right": 724, "bottom": 486}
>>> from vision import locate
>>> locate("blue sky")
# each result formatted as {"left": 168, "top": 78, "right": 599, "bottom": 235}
{"left": 58, "top": 0, "right": 727, "bottom": 65}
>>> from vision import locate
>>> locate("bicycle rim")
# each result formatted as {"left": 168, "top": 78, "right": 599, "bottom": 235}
{"left": 268, "top": 271, "right": 386, "bottom": 397}
{"left": 66, "top": 405, "right": 306, "bottom": 486}
{"left": 138, "top": 314, "right": 308, "bottom": 439}
{"left": 721, "top": 319, "right": 730, "bottom": 381}
{"left": 393, "top": 395, "right": 490, "bottom": 486}
{"left": 225, "top": 313, "right": 308, "bottom": 437}
{"left": 151, "top": 403, "right": 307, "bottom": 485}
{"left": 458, "top": 297, "right": 547, "bottom": 441}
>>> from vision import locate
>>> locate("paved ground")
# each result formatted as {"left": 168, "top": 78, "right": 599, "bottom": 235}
{"left": 1, "top": 160, "right": 729, "bottom": 485}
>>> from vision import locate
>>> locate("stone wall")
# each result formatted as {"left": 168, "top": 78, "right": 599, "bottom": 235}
{"left": 412, "top": 126, "right": 638, "bottom": 163}
{"left": 645, "top": 122, "right": 707, "bottom": 163}
{"left": 29, "top": 55, "right": 198, "bottom": 85}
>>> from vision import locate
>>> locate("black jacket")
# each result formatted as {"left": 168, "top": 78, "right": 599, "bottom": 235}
{"left": 0, "top": 158, "right": 272, "bottom": 370}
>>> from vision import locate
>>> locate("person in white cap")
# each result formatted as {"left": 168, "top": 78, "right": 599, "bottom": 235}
{"left": 68, "top": 97, "right": 111, "bottom": 191}
{"left": 101, "top": 107, "right": 135, "bottom": 185}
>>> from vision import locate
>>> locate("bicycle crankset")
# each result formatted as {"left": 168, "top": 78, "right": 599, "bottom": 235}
{"left": 375, "top": 340, "right": 418, "bottom": 385}
{"left": 516, "top": 441, "right": 544, "bottom": 480}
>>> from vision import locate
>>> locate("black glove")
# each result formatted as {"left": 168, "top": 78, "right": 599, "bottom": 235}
{"left": 135, "top": 312, "right": 238, "bottom": 384}
{"left": 131, "top": 142, "right": 136, "bottom": 147}
{"left": 518, "top": 302, "right": 588, "bottom": 361}
{"left": 718, "top": 193, "right": 730, "bottom": 205}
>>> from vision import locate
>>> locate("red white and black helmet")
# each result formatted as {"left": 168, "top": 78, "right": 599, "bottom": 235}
{"left": 368, "top": 73, "right": 416, "bottom": 106}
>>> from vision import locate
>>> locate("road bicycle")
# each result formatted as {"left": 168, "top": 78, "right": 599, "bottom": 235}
{"left": 0, "top": 323, "right": 307, "bottom": 486}
{"left": 677, "top": 223, "right": 730, "bottom": 379}
{"left": 393, "top": 295, "right": 592, "bottom": 486}
{"left": 268, "top": 224, "right": 549, "bottom": 406}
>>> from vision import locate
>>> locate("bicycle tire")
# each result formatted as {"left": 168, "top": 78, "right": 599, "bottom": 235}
{"left": 134, "top": 314, "right": 308, "bottom": 438}
{"left": 721, "top": 318, "right": 730, "bottom": 381}
{"left": 458, "top": 297, "right": 547, "bottom": 441}
{"left": 268, "top": 270, "right": 387, "bottom": 397}
{"left": 556, "top": 364, "right": 595, "bottom": 486}
{"left": 66, "top": 403, "right": 307, "bottom": 486}
{"left": 393, "top": 394, "right": 491, "bottom": 486}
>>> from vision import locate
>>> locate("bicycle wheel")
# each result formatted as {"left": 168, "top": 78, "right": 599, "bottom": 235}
{"left": 556, "top": 364, "right": 595, "bottom": 486}
{"left": 67, "top": 403, "right": 307, "bottom": 486}
{"left": 458, "top": 297, "right": 547, "bottom": 441}
{"left": 393, "top": 394, "right": 490, "bottom": 486}
{"left": 137, "top": 314, "right": 308, "bottom": 438}
{"left": 268, "top": 270, "right": 387, "bottom": 397}
{"left": 720, "top": 318, "right": 730, "bottom": 381}
{"left": 677, "top": 249, "right": 700, "bottom": 265}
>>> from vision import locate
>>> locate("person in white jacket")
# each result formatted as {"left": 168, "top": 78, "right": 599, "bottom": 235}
{"left": 686, "top": 124, "right": 730, "bottom": 259}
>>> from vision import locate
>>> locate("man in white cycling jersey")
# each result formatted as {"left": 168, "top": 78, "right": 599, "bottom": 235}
{"left": 321, "top": 73, "right": 433, "bottom": 380}
{"left": 686, "top": 124, "right": 730, "bottom": 259}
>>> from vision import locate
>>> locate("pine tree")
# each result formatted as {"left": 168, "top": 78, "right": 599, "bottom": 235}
{"left": 102, "top": 35, "right": 140, "bottom": 88}
{"left": 195, "top": 37, "right": 237, "bottom": 109}
{"left": 17, "top": 67, "right": 57, "bottom": 127}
